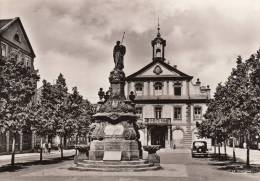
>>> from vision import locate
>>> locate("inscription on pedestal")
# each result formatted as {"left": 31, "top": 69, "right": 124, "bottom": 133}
{"left": 103, "top": 151, "right": 122, "bottom": 161}
{"left": 104, "top": 124, "right": 124, "bottom": 136}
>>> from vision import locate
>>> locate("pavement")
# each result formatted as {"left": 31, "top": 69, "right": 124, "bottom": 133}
{"left": 0, "top": 149, "right": 75, "bottom": 167}
{"left": 0, "top": 148, "right": 259, "bottom": 181}
{"left": 210, "top": 146, "right": 260, "bottom": 164}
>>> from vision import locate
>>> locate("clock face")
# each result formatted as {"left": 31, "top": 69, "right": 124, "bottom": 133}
{"left": 155, "top": 43, "right": 161, "bottom": 48}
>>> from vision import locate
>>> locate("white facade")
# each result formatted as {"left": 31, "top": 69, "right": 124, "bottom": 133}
{"left": 126, "top": 29, "right": 210, "bottom": 148}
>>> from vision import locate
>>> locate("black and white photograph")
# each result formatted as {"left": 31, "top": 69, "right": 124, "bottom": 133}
{"left": 0, "top": 0, "right": 260, "bottom": 180}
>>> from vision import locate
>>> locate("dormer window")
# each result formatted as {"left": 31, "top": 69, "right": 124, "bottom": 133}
{"left": 14, "top": 32, "right": 21, "bottom": 42}
{"left": 154, "top": 82, "right": 163, "bottom": 96}
{"left": 135, "top": 83, "right": 143, "bottom": 96}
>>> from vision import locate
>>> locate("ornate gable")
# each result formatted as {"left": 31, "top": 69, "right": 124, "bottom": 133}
{"left": 126, "top": 60, "right": 193, "bottom": 81}
{"left": 138, "top": 63, "right": 179, "bottom": 77}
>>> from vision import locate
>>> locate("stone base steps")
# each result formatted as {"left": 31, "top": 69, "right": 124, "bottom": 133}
{"left": 77, "top": 162, "right": 153, "bottom": 168}
{"left": 70, "top": 159, "right": 161, "bottom": 172}
{"left": 82, "top": 159, "right": 149, "bottom": 165}
{"left": 69, "top": 165, "right": 161, "bottom": 172}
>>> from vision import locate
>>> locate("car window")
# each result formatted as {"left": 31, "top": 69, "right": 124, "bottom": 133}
{"left": 194, "top": 142, "right": 206, "bottom": 147}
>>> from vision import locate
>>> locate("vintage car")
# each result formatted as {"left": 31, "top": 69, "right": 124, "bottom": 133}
{"left": 191, "top": 141, "right": 208, "bottom": 158}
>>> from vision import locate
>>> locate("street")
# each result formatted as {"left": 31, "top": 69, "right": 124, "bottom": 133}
{"left": 0, "top": 149, "right": 259, "bottom": 181}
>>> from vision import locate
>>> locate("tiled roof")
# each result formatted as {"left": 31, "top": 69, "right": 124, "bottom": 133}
{"left": 0, "top": 19, "right": 13, "bottom": 29}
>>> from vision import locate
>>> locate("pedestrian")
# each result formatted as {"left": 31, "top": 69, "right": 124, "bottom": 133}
{"left": 44, "top": 143, "right": 48, "bottom": 153}
{"left": 58, "top": 143, "right": 61, "bottom": 152}
{"left": 48, "top": 142, "right": 51, "bottom": 154}
{"left": 243, "top": 142, "right": 247, "bottom": 149}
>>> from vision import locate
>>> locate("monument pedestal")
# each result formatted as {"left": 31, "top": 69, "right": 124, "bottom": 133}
{"left": 89, "top": 139, "right": 139, "bottom": 161}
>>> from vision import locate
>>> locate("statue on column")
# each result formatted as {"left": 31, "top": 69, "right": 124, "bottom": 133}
{"left": 113, "top": 40, "right": 126, "bottom": 70}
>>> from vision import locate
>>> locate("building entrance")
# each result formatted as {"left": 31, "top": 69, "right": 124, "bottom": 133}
{"left": 151, "top": 126, "right": 167, "bottom": 148}
{"left": 172, "top": 129, "right": 184, "bottom": 148}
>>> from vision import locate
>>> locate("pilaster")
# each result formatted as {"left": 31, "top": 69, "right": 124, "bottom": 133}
{"left": 163, "top": 81, "right": 167, "bottom": 95}
{"left": 166, "top": 126, "right": 171, "bottom": 148}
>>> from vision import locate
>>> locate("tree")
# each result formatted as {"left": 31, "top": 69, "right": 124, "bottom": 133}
{"left": 197, "top": 50, "right": 260, "bottom": 166}
{"left": 67, "top": 87, "right": 93, "bottom": 144}
{"left": 0, "top": 55, "right": 39, "bottom": 166}
{"left": 30, "top": 79, "right": 58, "bottom": 161}
{"left": 52, "top": 73, "right": 72, "bottom": 158}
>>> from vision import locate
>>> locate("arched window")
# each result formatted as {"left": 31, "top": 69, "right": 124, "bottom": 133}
{"left": 154, "top": 82, "right": 163, "bottom": 96}
{"left": 156, "top": 48, "right": 161, "bottom": 57}
{"left": 135, "top": 83, "right": 143, "bottom": 96}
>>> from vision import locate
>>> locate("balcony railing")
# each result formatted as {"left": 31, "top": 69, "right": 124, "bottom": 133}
{"left": 144, "top": 118, "right": 171, "bottom": 125}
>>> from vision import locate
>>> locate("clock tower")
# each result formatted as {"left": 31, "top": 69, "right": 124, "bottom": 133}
{"left": 151, "top": 22, "right": 166, "bottom": 62}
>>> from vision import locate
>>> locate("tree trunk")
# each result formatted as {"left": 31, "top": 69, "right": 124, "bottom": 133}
{"left": 246, "top": 133, "right": 250, "bottom": 167}
{"left": 218, "top": 143, "right": 221, "bottom": 158}
{"left": 40, "top": 137, "right": 43, "bottom": 162}
{"left": 60, "top": 136, "right": 63, "bottom": 159}
{"left": 11, "top": 137, "right": 15, "bottom": 167}
{"left": 246, "top": 146, "right": 250, "bottom": 167}
{"left": 214, "top": 144, "right": 216, "bottom": 155}
{"left": 232, "top": 137, "right": 236, "bottom": 162}
{"left": 75, "top": 135, "right": 78, "bottom": 156}
{"left": 224, "top": 140, "right": 227, "bottom": 159}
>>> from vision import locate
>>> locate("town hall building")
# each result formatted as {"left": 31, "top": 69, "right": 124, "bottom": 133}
{"left": 126, "top": 26, "right": 211, "bottom": 149}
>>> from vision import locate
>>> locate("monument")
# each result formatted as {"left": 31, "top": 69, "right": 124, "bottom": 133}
{"left": 73, "top": 40, "right": 161, "bottom": 171}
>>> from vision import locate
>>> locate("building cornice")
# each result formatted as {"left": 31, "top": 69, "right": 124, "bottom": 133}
{"left": 133, "top": 98, "right": 210, "bottom": 104}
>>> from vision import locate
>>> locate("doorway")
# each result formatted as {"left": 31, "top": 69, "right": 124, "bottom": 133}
{"left": 151, "top": 126, "right": 167, "bottom": 148}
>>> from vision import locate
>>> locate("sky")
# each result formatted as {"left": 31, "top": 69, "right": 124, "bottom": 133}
{"left": 1, "top": 0, "right": 260, "bottom": 103}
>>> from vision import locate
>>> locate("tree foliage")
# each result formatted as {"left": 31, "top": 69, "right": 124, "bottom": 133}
{"left": 0, "top": 56, "right": 40, "bottom": 133}
{"left": 197, "top": 49, "right": 260, "bottom": 165}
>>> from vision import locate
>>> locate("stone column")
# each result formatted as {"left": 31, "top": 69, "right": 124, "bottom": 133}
{"left": 144, "top": 127, "right": 148, "bottom": 145}
{"left": 147, "top": 81, "right": 150, "bottom": 96}
{"left": 6, "top": 131, "right": 9, "bottom": 152}
{"left": 149, "top": 82, "right": 153, "bottom": 96}
{"left": 186, "top": 81, "right": 190, "bottom": 97}
{"left": 167, "top": 81, "right": 169, "bottom": 95}
{"left": 166, "top": 126, "right": 171, "bottom": 148}
{"left": 169, "top": 81, "right": 173, "bottom": 95}
{"left": 163, "top": 81, "right": 167, "bottom": 95}
{"left": 20, "top": 132, "right": 23, "bottom": 152}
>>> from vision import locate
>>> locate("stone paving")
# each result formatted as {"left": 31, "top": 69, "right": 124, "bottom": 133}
{"left": 22, "top": 163, "right": 188, "bottom": 177}
{"left": 210, "top": 146, "right": 260, "bottom": 164}
{"left": 0, "top": 149, "right": 75, "bottom": 167}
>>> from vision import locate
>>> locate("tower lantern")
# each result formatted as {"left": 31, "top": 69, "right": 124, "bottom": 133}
{"left": 151, "top": 21, "right": 166, "bottom": 62}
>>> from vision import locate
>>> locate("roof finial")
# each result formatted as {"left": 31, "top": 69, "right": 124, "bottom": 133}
{"left": 157, "top": 16, "right": 160, "bottom": 37}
